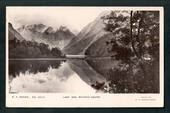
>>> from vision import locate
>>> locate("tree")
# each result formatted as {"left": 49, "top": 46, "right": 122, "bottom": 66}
{"left": 51, "top": 47, "right": 63, "bottom": 57}
{"left": 101, "top": 11, "right": 159, "bottom": 93}
{"left": 9, "top": 38, "right": 65, "bottom": 58}
{"left": 102, "top": 11, "right": 159, "bottom": 61}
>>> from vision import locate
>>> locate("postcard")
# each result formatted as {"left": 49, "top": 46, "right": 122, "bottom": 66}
{"left": 6, "top": 6, "right": 164, "bottom": 107}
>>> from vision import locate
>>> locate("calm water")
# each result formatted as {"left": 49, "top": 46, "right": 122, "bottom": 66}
{"left": 9, "top": 58, "right": 159, "bottom": 93}
{"left": 9, "top": 59, "right": 107, "bottom": 93}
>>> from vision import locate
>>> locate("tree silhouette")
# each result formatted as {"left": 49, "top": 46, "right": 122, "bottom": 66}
{"left": 9, "top": 38, "right": 65, "bottom": 58}
{"left": 101, "top": 11, "right": 159, "bottom": 93}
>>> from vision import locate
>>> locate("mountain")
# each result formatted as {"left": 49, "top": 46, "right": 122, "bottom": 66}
{"left": 63, "top": 11, "right": 111, "bottom": 55}
{"left": 8, "top": 23, "right": 25, "bottom": 41}
{"left": 63, "top": 10, "right": 130, "bottom": 56}
{"left": 8, "top": 23, "right": 64, "bottom": 58}
{"left": 17, "top": 24, "right": 76, "bottom": 49}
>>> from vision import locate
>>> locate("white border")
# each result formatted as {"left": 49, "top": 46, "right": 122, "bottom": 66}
{"left": 6, "top": 6, "right": 164, "bottom": 107}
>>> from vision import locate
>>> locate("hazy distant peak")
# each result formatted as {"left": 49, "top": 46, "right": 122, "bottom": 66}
{"left": 44, "top": 27, "right": 54, "bottom": 34}
{"left": 18, "top": 23, "right": 47, "bottom": 33}
{"left": 26, "top": 23, "right": 46, "bottom": 28}
{"left": 57, "top": 26, "right": 69, "bottom": 32}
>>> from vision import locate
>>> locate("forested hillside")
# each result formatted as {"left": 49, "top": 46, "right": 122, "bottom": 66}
{"left": 9, "top": 23, "right": 65, "bottom": 58}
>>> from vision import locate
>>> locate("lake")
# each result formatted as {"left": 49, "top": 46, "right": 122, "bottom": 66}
{"left": 9, "top": 59, "right": 108, "bottom": 93}
{"left": 8, "top": 58, "right": 159, "bottom": 93}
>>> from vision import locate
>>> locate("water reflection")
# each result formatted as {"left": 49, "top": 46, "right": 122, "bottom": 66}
{"left": 86, "top": 58, "right": 159, "bottom": 93}
{"left": 9, "top": 58, "right": 159, "bottom": 93}
{"left": 9, "top": 60, "right": 65, "bottom": 77}
{"left": 9, "top": 60, "right": 96, "bottom": 93}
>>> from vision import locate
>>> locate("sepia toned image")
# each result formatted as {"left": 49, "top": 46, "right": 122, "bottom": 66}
{"left": 6, "top": 7, "right": 164, "bottom": 107}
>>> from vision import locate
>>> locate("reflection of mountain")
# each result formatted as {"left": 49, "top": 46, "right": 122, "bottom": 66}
{"left": 9, "top": 60, "right": 95, "bottom": 93}
{"left": 68, "top": 60, "right": 107, "bottom": 87}
{"left": 9, "top": 60, "right": 65, "bottom": 77}
{"left": 17, "top": 24, "right": 76, "bottom": 49}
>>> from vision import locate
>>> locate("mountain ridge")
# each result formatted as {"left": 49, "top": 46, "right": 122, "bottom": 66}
{"left": 17, "top": 23, "right": 76, "bottom": 49}
{"left": 63, "top": 10, "right": 130, "bottom": 56}
{"left": 8, "top": 22, "right": 25, "bottom": 41}
{"left": 63, "top": 10, "right": 112, "bottom": 54}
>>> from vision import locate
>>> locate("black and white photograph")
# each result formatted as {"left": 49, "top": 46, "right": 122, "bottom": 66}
{"left": 6, "top": 7, "right": 164, "bottom": 107}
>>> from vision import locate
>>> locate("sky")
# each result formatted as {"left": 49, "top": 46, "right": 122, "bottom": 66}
{"left": 7, "top": 7, "right": 161, "bottom": 33}
{"left": 7, "top": 7, "right": 117, "bottom": 33}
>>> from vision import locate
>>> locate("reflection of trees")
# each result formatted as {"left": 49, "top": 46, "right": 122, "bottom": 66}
{"left": 87, "top": 58, "right": 159, "bottom": 93}
{"left": 9, "top": 60, "right": 65, "bottom": 77}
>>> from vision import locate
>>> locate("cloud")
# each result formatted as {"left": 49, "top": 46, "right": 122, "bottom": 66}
{"left": 7, "top": 7, "right": 116, "bottom": 32}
